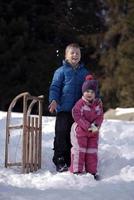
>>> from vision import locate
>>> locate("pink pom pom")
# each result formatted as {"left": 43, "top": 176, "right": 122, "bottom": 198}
{"left": 85, "top": 74, "right": 94, "bottom": 81}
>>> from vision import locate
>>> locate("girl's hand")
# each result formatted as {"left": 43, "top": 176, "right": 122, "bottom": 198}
{"left": 88, "top": 123, "right": 98, "bottom": 133}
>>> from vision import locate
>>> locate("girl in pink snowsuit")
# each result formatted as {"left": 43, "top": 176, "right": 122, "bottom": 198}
{"left": 69, "top": 75, "right": 103, "bottom": 178}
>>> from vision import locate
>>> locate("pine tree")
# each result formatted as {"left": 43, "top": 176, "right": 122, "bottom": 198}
{"left": 98, "top": 0, "right": 134, "bottom": 110}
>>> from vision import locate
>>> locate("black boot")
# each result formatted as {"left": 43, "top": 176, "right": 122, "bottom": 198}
{"left": 92, "top": 173, "right": 100, "bottom": 181}
{"left": 56, "top": 157, "right": 68, "bottom": 172}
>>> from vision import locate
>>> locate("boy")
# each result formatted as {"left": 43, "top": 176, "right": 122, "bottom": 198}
{"left": 69, "top": 75, "right": 103, "bottom": 180}
{"left": 49, "top": 43, "right": 89, "bottom": 172}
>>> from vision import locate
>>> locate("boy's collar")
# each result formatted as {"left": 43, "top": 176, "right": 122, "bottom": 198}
{"left": 63, "top": 60, "right": 83, "bottom": 68}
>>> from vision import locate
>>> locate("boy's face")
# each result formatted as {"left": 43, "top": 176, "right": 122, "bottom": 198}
{"left": 65, "top": 47, "right": 81, "bottom": 67}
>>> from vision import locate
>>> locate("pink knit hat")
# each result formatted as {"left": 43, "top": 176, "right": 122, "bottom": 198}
{"left": 82, "top": 75, "right": 98, "bottom": 95}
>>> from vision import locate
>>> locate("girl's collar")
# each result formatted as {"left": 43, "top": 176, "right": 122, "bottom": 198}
{"left": 82, "top": 96, "right": 95, "bottom": 104}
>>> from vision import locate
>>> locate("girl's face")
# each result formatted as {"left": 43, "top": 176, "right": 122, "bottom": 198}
{"left": 83, "top": 90, "right": 95, "bottom": 102}
{"left": 65, "top": 47, "right": 81, "bottom": 67}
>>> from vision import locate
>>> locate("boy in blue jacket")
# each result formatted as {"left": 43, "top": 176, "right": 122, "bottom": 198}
{"left": 49, "top": 43, "right": 89, "bottom": 172}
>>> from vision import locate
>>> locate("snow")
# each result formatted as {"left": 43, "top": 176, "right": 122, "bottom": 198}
{"left": 115, "top": 107, "right": 134, "bottom": 115}
{"left": 0, "top": 110, "right": 134, "bottom": 200}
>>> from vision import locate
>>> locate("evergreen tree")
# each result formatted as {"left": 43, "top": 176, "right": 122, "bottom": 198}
{"left": 98, "top": 0, "right": 134, "bottom": 110}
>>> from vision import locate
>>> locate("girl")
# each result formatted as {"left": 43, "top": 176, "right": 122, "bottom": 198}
{"left": 69, "top": 75, "right": 103, "bottom": 180}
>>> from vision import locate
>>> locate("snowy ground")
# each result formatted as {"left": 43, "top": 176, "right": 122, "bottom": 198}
{"left": 0, "top": 110, "right": 134, "bottom": 200}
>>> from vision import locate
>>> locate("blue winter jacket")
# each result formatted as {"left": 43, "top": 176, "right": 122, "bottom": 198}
{"left": 49, "top": 61, "right": 89, "bottom": 112}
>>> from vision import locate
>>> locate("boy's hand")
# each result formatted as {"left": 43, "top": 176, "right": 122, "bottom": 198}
{"left": 49, "top": 100, "right": 57, "bottom": 113}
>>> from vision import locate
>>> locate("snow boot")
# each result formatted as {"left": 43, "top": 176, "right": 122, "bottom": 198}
{"left": 73, "top": 172, "right": 82, "bottom": 175}
{"left": 56, "top": 157, "right": 68, "bottom": 172}
{"left": 92, "top": 173, "right": 100, "bottom": 181}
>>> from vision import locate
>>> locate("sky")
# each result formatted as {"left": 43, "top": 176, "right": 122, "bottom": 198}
{"left": 0, "top": 109, "right": 134, "bottom": 200}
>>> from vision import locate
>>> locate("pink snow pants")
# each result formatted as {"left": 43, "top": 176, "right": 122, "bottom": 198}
{"left": 69, "top": 123, "right": 99, "bottom": 174}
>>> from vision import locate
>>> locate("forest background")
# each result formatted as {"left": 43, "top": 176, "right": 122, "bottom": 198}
{"left": 0, "top": 0, "right": 133, "bottom": 115}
